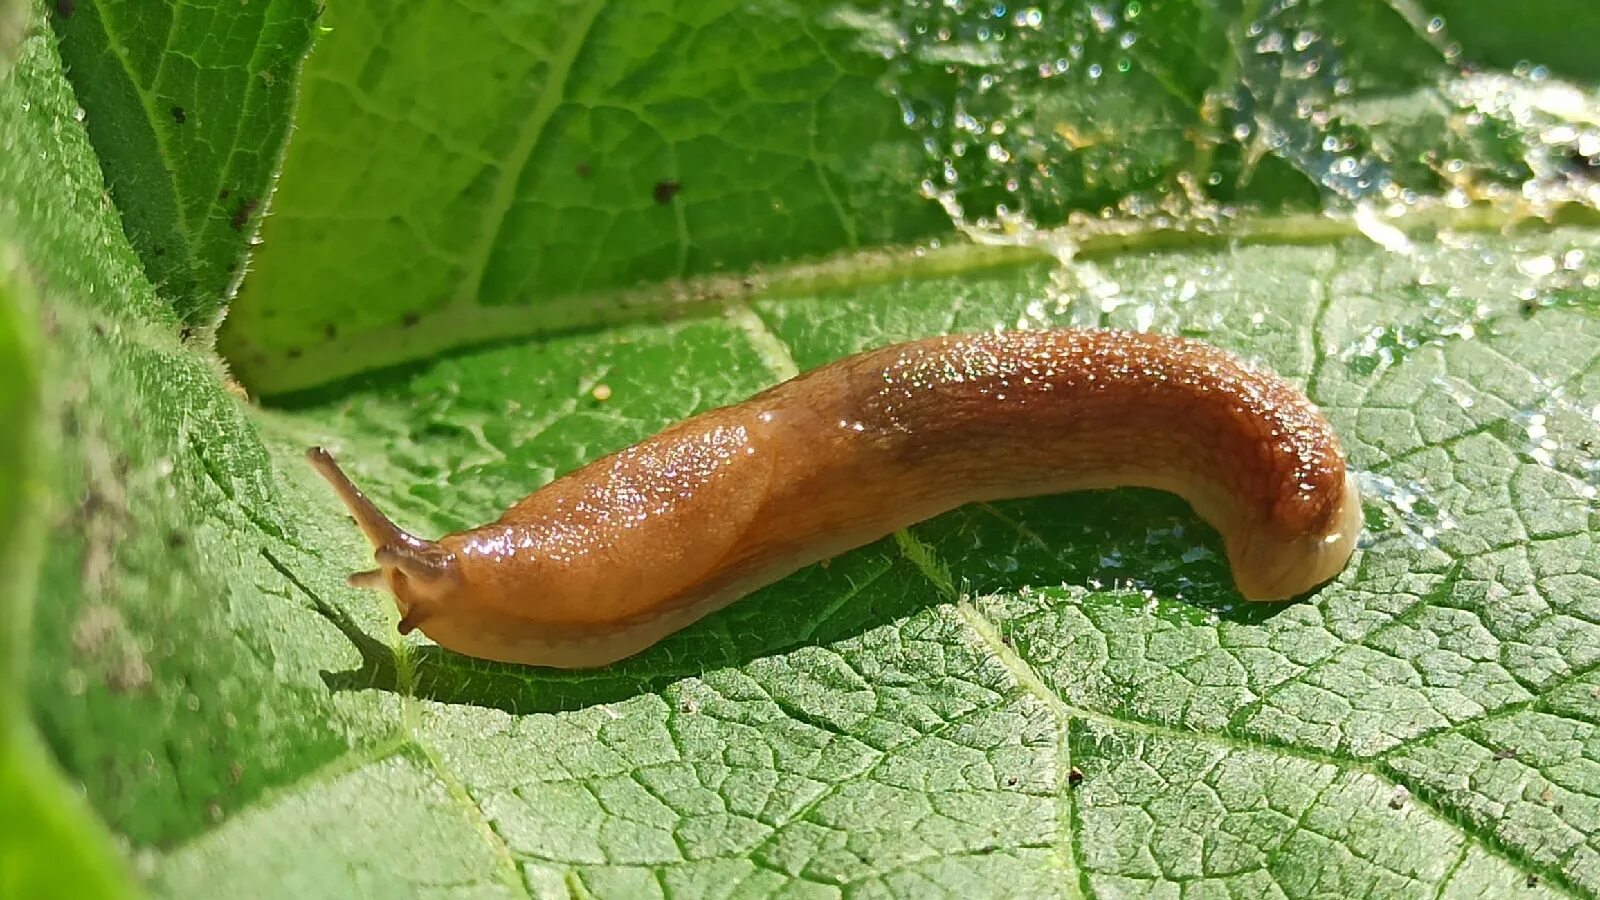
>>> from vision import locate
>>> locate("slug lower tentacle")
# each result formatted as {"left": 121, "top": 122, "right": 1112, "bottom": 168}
{"left": 308, "top": 329, "right": 1361, "bottom": 668}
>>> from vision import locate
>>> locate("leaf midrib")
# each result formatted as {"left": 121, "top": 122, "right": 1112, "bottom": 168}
{"left": 94, "top": 0, "right": 194, "bottom": 253}
{"left": 450, "top": 0, "right": 605, "bottom": 310}
{"left": 242, "top": 199, "right": 1600, "bottom": 397}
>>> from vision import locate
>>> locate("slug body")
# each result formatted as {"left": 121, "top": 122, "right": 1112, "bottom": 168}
{"left": 309, "top": 329, "right": 1360, "bottom": 668}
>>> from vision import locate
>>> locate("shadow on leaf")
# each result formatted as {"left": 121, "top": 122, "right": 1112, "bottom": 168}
{"left": 273, "top": 543, "right": 940, "bottom": 715}
{"left": 915, "top": 489, "right": 1289, "bottom": 627}
{"left": 275, "top": 489, "right": 1301, "bottom": 716}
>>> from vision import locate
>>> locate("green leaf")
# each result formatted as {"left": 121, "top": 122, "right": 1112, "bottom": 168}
{"left": 1423, "top": 0, "right": 1600, "bottom": 81}
{"left": 0, "top": 719, "right": 127, "bottom": 900}
{"left": 0, "top": 146, "right": 108, "bottom": 900}
{"left": 0, "top": 187, "right": 37, "bottom": 710}
{"left": 1, "top": 6, "right": 131, "bottom": 896}
{"left": 211, "top": 0, "right": 1600, "bottom": 396}
{"left": 205, "top": 229, "right": 1600, "bottom": 898}
{"left": 1, "top": 6, "right": 380, "bottom": 883}
{"left": 13, "top": 0, "right": 1600, "bottom": 897}
{"left": 217, "top": 0, "right": 954, "bottom": 394}
{"left": 50, "top": 0, "right": 318, "bottom": 323}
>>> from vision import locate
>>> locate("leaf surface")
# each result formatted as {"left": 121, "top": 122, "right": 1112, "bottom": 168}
{"left": 8, "top": 0, "right": 1600, "bottom": 897}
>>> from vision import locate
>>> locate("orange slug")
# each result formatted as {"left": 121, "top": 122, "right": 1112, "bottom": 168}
{"left": 308, "top": 329, "right": 1360, "bottom": 668}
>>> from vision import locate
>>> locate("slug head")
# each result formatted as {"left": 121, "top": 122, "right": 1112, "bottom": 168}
{"left": 306, "top": 447, "right": 461, "bottom": 634}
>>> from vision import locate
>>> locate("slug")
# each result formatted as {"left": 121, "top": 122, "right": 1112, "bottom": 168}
{"left": 308, "top": 329, "right": 1360, "bottom": 668}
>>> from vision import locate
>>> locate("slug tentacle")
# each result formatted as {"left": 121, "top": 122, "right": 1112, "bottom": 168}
{"left": 347, "top": 569, "right": 385, "bottom": 589}
{"left": 307, "top": 329, "right": 1362, "bottom": 670}
{"left": 375, "top": 544, "right": 456, "bottom": 581}
{"left": 306, "top": 447, "right": 424, "bottom": 549}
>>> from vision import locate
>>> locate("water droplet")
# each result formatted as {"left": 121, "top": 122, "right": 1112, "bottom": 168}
{"left": 1089, "top": 4, "right": 1116, "bottom": 32}
{"left": 1518, "top": 255, "right": 1557, "bottom": 277}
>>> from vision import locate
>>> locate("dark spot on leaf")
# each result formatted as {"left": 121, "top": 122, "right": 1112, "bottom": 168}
{"left": 1526, "top": 874, "right": 1539, "bottom": 887}
{"left": 1004, "top": 776, "right": 1018, "bottom": 787}
{"left": 286, "top": 347, "right": 303, "bottom": 360}
{"left": 1520, "top": 298, "right": 1540, "bottom": 318}
{"left": 576, "top": 160, "right": 592, "bottom": 178}
{"left": 323, "top": 323, "right": 338, "bottom": 340}
{"left": 54, "top": 0, "right": 73, "bottom": 18}
{"left": 1067, "top": 767, "right": 1084, "bottom": 787}
{"left": 79, "top": 489, "right": 106, "bottom": 519}
{"left": 154, "top": 246, "right": 166, "bottom": 257}
{"left": 653, "top": 180, "right": 681, "bottom": 204}
{"left": 218, "top": 189, "right": 231, "bottom": 200}
{"left": 73, "top": 606, "right": 151, "bottom": 694}
{"left": 1347, "top": 354, "right": 1379, "bottom": 377}
{"left": 1493, "top": 747, "right": 1519, "bottom": 760}
{"left": 91, "top": 322, "right": 106, "bottom": 338}
{"left": 166, "top": 530, "right": 186, "bottom": 549}
{"left": 230, "top": 197, "right": 258, "bottom": 231}
{"left": 171, "top": 105, "right": 186, "bottom": 125}
{"left": 401, "top": 311, "right": 420, "bottom": 328}
{"left": 179, "top": 326, "right": 195, "bottom": 342}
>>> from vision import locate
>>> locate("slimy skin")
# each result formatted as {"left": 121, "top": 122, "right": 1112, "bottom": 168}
{"left": 308, "top": 329, "right": 1361, "bottom": 668}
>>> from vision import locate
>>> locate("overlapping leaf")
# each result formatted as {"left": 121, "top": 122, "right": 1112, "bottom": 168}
{"left": 50, "top": 0, "right": 317, "bottom": 322}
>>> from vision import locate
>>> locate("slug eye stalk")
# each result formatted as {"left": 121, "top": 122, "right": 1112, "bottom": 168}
{"left": 304, "top": 447, "right": 421, "bottom": 549}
